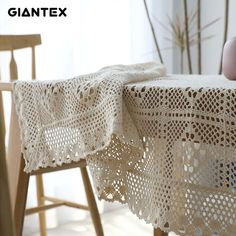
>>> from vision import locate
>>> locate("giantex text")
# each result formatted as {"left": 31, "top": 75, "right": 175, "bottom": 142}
{"left": 8, "top": 8, "right": 67, "bottom": 17}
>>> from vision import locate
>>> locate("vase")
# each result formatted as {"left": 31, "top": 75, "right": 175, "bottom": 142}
{"left": 223, "top": 37, "right": 236, "bottom": 80}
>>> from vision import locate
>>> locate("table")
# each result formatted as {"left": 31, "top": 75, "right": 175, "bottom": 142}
{"left": 87, "top": 75, "right": 236, "bottom": 235}
{"left": 5, "top": 73, "right": 236, "bottom": 235}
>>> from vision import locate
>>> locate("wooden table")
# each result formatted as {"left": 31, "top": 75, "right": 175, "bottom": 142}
{"left": 4, "top": 74, "right": 236, "bottom": 235}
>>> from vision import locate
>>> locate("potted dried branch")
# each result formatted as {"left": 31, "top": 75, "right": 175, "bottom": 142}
{"left": 144, "top": 0, "right": 219, "bottom": 74}
{"left": 159, "top": 12, "right": 218, "bottom": 73}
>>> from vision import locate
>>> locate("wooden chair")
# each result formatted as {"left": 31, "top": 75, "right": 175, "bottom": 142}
{"left": 0, "top": 34, "right": 104, "bottom": 236}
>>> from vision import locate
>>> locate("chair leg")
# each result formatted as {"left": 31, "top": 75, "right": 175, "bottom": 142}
{"left": 80, "top": 167, "right": 104, "bottom": 236}
{"left": 14, "top": 155, "right": 30, "bottom": 236}
{"left": 36, "top": 174, "right": 47, "bottom": 236}
{"left": 0, "top": 116, "right": 15, "bottom": 236}
{"left": 154, "top": 228, "right": 168, "bottom": 236}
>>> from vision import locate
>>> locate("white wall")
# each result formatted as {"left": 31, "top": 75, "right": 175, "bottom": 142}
{"left": 152, "top": 0, "right": 173, "bottom": 73}
{"left": 129, "top": 0, "right": 173, "bottom": 73}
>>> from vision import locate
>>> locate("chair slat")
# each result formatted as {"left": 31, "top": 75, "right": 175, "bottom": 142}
{"left": 10, "top": 51, "right": 18, "bottom": 81}
{"left": 32, "top": 47, "right": 36, "bottom": 80}
{"left": 0, "top": 73, "right": 6, "bottom": 136}
{"left": 0, "top": 93, "right": 5, "bottom": 136}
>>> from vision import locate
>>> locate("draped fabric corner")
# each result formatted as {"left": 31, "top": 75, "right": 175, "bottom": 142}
{"left": 13, "top": 62, "right": 166, "bottom": 173}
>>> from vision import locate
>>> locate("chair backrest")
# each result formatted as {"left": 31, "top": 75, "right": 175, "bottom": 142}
{"left": 0, "top": 34, "right": 41, "bottom": 80}
{"left": 0, "top": 34, "right": 41, "bottom": 212}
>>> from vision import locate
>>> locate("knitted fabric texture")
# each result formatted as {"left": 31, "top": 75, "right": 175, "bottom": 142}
{"left": 14, "top": 65, "right": 236, "bottom": 235}
{"left": 13, "top": 62, "right": 166, "bottom": 172}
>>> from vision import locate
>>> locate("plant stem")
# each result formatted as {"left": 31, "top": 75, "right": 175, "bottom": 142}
{"left": 143, "top": 0, "right": 164, "bottom": 63}
{"left": 197, "top": 0, "right": 202, "bottom": 74}
{"left": 183, "top": 0, "right": 192, "bottom": 74}
{"left": 219, "top": 0, "right": 229, "bottom": 74}
{"left": 181, "top": 48, "right": 184, "bottom": 73}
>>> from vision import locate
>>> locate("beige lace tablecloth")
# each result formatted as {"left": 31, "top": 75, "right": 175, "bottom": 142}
{"left": 13, "top": 66, "right": 236, "bottom": 235}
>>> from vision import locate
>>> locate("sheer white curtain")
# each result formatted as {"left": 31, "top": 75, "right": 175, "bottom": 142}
{"left": 0, "top": 0, "right": 172, "bottom": 234}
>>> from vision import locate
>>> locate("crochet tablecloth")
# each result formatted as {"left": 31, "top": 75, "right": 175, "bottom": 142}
{"left": 13, "top": 65, "right": 236, "bottom": 235}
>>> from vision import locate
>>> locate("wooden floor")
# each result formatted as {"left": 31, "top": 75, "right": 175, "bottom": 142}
{"left": 23, "top": 207, "right": 177, "bottom": 236}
